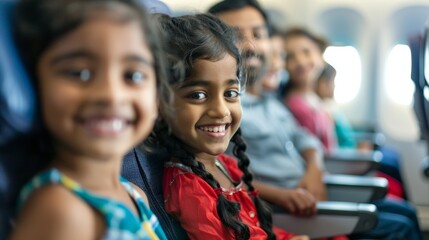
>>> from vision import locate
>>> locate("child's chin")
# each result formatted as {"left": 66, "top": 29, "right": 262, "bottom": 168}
{"left": 207, "top": 147, "right": 228, "bottom": 156}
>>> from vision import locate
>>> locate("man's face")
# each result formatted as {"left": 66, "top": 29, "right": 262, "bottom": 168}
{"left": 217, "top": 6, "right": 271, "bottom": 86}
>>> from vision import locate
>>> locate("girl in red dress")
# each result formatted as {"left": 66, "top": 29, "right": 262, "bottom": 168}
{"left": 146, "top": 14, "right": 308, "bottom": 240}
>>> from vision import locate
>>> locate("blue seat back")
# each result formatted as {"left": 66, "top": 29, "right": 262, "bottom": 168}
{"left": 0, "top": 0, "right": 36, "bottom": 146}
{"left": 0, "top": 0, "right": 38, "bottom": 238}
{"left": 122, "top": 149, "right": 189, "bottom": 239}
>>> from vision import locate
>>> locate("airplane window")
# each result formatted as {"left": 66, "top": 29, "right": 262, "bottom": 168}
{"left": 424, "top": 86, "right": 429, "bottom": 101}
{"left": 323, "top": 46, "right": 361, "bottom": 104}
{"left": 384, "top": 44, "right": 415, "bottom": 106}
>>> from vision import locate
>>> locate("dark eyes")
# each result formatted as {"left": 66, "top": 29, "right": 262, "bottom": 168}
{"left": 185, "top": 90, "right": 240, "bottom": 101}
{"left": 63, "top": 69, "right": 91, "bottom": 82}
{"left": 124, "top": 71, "right": 147, "bottom": 84}
{"left": 61, "top": 69, "right": 146, "bottom": 84}
{"left": 225, "top": 90, "right": 240, "bottom": 98}
{"left": 187, "top": 91, "right": 207, "bottom": 100}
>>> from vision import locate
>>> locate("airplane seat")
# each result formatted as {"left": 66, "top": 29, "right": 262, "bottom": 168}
{"left": 122, "top": 149, "right": 189, "bottom": 240}
{"left": 272, "top": 202, "right": 378, "bottom": 239}
{"left": 324, "top": 149, "right": 382, "bottom": 176}
{"left": 408, "top": 25, "right": 429, "bottom": 178}
{"left": 0, "top": 0, "right": 42, "bottom": 238}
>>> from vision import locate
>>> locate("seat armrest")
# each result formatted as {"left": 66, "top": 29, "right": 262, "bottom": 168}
{"left": 272, "top": 202, "right": 378, "bottom": 238}
{"left": 324, "top": 174, "right": 388, "bottom": 202}
{"left": 324, "top": 149, "right": 382, "bottom": 175}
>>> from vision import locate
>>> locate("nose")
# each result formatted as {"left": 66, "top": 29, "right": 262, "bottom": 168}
{"left": 88, "top": 69, "right": 126, "bottom": 106}
{"left": 295, "top": 53, "right": 308, "bottom": 66}
{"left": 207, "top": 95, "right": 230, "bottom": 119}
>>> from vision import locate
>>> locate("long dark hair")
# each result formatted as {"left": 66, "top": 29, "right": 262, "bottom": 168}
{"left": 147, "top": 13, "right": 275, "bottom": 240}
{"left": 11, "top": 0, "right": 171, "bottom": 211}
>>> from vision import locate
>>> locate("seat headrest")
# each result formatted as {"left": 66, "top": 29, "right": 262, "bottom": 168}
{"left": 0, "top": 0, "right": 36, "bottom": 146}
{"left": 138, "top": 0, "right": 172, "bottom": 15}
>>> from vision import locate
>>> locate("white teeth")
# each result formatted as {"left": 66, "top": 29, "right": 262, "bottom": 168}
{"left": 92, "top": 119, "right": 125, "bottom": 132}
{"left": 112, "top": 119, "right": 124, "bottom": 131}
{"left": 199, "top": 124, "right": 227, "bottom": 133}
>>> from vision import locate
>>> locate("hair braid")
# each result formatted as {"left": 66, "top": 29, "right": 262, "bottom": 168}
{"left": 232, "top": 128, "right": 276, "bottom": 240}
{"left": 148, "top": 121, "right": 250, "bottom": 240}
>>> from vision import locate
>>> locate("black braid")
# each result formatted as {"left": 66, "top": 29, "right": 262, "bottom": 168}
{"left": 232, "top": 128, "right": 276, "bottom": 240}
{"left": 148, "top": 121, "right": 250, "bottom": 240}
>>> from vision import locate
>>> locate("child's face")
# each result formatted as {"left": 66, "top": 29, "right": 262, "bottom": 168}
{"left": 262, "top": 36, "right": 286, "bottom": 91}
{"left": 168, "top": 54, "right": 242, "bottom": 159}
{"left": 284, "top": 35, "right": 325, "bottom": 85}
{"left": 37, "top": 19, "right": 158, "bottom": 160}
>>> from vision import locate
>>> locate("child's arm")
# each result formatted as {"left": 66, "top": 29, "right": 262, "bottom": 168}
{"left": 10, "top": 185, "right": 103, "bottom": 240}
{"left": 297, "top": 148, "right": 327, "bottom": 201}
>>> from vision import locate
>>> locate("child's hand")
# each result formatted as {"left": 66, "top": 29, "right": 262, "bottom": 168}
{"left": 290, "top": 235, "right": 310, "bottom": 240}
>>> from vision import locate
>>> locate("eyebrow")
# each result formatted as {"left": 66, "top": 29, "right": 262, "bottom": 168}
{"left": 49, "top": 50, "right": 153, "bottom": 66}
{"left": 252, "top": 25, "right": 268, "bottom": 32}
{"left": 180, "top": 78, "right": 239, "bottom": 89}
{"left": 124, "top": 55, "right": 154, "bottom": 67}
{"left": 49, "top": 50, "right": 95, "bottom": 66}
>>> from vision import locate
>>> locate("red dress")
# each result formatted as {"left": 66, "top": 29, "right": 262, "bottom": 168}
{"left": 163, "top": 154, "right": 296, "bottom": 240}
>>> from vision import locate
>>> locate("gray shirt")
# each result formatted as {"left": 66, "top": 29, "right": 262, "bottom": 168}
{"left": 238, "top": 93, "right": 322, "bottom": 189}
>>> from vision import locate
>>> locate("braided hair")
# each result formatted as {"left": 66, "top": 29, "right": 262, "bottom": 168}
{"left": 231, "top": 128, "right": 275, "bottom": 240}
{"left": 146, "top": 13, "right": 276, "bottom": 240}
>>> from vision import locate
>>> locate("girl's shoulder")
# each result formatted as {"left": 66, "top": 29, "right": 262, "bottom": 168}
{"left": 12, "top": 182, "right": 102, "bottom": 240}
{"left": 163, "top": 162, "right": 203, "bottom": 189}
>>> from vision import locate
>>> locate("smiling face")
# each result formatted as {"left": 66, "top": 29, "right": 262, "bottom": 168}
{"left": 217, "top": 6, "right": 271, "bottom": 86}
{"left": 284, "top": 35, "right": 325, "bottom": 87}
{"left": 167, "top": 54, "right": 242, "bottom": 161}
{"left": 37, "top": 18, "right": 158, "bottom": 160}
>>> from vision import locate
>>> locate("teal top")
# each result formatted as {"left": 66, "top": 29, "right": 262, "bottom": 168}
{"left": 333, "top": 111, "right": 357, "bottom": 149}
{"left": 18, "top": 168, "right": 167, "bottom": 240}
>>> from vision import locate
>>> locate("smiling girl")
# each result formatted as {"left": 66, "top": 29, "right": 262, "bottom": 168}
{"left": 10, "top": 0, "right": 169, "bottom": 239}
{"left": 146, "top": 14, "right": 308, "bottom": 240}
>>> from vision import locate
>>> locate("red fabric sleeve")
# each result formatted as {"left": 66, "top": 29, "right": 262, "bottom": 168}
{"left": 163, "top": 168, "right": 233, "bottom": 240}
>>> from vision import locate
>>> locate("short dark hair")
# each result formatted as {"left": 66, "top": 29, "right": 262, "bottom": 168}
{"left": 208, "top": 0, "right": 268, "bottom": 23}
